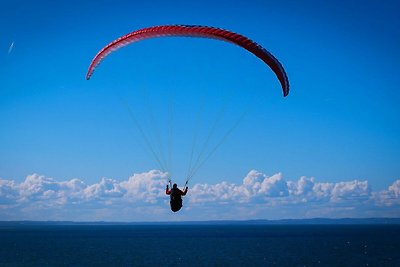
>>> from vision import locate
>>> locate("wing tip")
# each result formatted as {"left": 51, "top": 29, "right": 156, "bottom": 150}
{"left": 86, "top": 71, "right": 92, "bottom": 80}
{"left": 283, "top": 90, "right": 289, "bottom": 97}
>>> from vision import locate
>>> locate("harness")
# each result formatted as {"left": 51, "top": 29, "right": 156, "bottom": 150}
{"left": 170, "top": 188, "right": 183, "bottom": 212}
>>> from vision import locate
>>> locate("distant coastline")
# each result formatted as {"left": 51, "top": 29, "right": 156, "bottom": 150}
{"left": 1, "top": 218, "right": 400, "bottom": 226}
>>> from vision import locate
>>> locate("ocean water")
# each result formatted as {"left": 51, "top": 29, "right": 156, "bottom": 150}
{"left": 1, "top": 224, "right": 399, "bottom": 266}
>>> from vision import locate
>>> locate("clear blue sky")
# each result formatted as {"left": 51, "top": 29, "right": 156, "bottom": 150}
{"left": 0, "top": 0, "right": 399, "bottom": 221}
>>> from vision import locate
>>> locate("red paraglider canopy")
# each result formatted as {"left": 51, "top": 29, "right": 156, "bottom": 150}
{"left": 86, "top": 25, "right": 289, "bottom": 97}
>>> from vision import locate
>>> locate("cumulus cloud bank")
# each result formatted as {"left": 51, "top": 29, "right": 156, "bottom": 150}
{"left": 0, "top": 170, "right": 399, "bottom": 221}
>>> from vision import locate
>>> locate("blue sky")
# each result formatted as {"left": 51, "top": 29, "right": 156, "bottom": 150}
{"left": 1, "top": 0, "right": 399, "bottom": 221}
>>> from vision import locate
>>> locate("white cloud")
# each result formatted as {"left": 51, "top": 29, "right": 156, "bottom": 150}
{"left": 372, "top": 180, "right": 400, "bottom": 208}
{"left": 189, "top": 170, "right": 288, "bottom": 205}
{"left": 84, "top": 177, "right": 126, "bottom": 199}
{"left": 388, "top": 180, "right": 400, "bottom": 197}
{"left": 120, "top": 170, "right": 166, "bottom": 203}
{"left": 330, "top": 180, "right": 370, "bottom": 201}
{"left": 0, "top": 179, "right": 18, "bottom": 204}
{"left": 243, "top": 170, "right": 288, "bottom": 197}
{"left": 0, "top": 170, "right": 399, "bottom": 221}
{"left": 287, "top": 176, "right": 315, "bottom": 196}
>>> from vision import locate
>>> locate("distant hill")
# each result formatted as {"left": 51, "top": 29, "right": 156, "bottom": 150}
{"left": 1, "top": 218, "right": 400, "bottom": 226}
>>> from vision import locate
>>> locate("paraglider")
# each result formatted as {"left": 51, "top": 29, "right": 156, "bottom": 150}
{"left": 86, "top": 25, "right": 290, "bottom": 212}
{"left": 166, "top": 183, "right": 188, "bottom": 212}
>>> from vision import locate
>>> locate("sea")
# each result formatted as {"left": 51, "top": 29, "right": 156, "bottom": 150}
{"left": 1, "top": 223, "right": 399, "bottom": 267}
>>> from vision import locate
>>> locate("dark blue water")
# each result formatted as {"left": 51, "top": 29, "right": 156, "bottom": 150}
{"left": 1, "top": 224, "right": 399, "bottom": 266}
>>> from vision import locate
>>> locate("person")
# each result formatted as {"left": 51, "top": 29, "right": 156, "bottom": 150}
{"left": 166, "top": 183, "right": 188, "bottom": 212}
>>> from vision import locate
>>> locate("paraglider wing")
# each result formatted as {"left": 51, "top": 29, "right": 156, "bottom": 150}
{"left": 86, "top": 25, "right": 289, "bottom": 97}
